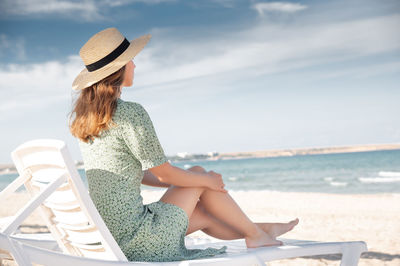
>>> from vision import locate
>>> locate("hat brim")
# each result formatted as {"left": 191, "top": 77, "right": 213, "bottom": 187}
{"left": 72, "top": 34, "right": 151, "bottom": 91}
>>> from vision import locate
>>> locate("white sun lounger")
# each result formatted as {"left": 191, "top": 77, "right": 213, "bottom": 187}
{"left": 0, "top": 139, "right": 367, "bottom": 265}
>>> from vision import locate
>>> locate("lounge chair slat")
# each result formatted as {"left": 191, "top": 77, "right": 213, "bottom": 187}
{"left": 56, "top": 222, "right": 94, "bottom": 231}
{"left": 43, "top": 200, "right": 81, "bottom": 211}
{"left": 17, "top": 151, "right": 66, "bottom": 169}
{"left": 30, "top": 167, "right": 67, "bottom": 183}
{"left": 46, "top": 189, "right": 78, "bottom": 204}
{"left": 52, "top": 210, "right": 90, "bottom": 225}
{"left": 65, "top": 230, "right": 103, "bottom": 244}
{"left": 68, "top": 241, "right": 105, "bottom": 251}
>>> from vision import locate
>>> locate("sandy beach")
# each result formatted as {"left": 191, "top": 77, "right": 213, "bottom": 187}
{"left": 1, "top": 190, "right": 399, "bottom": 265}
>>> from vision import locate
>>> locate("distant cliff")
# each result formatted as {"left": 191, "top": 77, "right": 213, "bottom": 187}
{"left": 215, "top": 143, "right": 400, "bottom": 160}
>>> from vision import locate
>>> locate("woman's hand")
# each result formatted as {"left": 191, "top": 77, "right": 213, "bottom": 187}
{"left": 206, "top": 170, "right": 228, "bottom": 193}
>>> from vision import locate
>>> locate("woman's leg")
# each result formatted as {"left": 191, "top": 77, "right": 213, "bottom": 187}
{"left": 185, "top": 166, "right": 299, "bottom": 239}
{"left": 186, "top": 200, "right": 243, "bottom": 239}
{"left": 159, "top": 167, "right": 285, "bottom": 247}
{"left": 256, "top": 220, "right": 299, "bottom": 239}
{"left": 187, "top": 200, "right": 299, "bottom": 239}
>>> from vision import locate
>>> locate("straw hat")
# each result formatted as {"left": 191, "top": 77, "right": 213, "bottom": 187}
{"left": 72, "top": 27, "right": 151, "bottom": 90}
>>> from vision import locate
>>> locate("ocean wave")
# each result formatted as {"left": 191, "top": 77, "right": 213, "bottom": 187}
{"left": 358, "top": 177, "right": 400, "bottom": 183}
{"left": 228, "top": 176, "right": 238, "bottom": 181}
{"left": 329, "top": 181, "right": 347, "bottom": 187}
{"left": 183, "top": 164, "right": 191, "bottom": 169}
{"left": 323, "top": 177, "right": 347, "bottom": 186}
{"left": 379, "top": 171, "right": 400, "bottom": 177}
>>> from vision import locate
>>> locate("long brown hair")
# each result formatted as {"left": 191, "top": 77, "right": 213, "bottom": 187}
{"left": 69, "top": 66, "right": 126, "bottom": 143}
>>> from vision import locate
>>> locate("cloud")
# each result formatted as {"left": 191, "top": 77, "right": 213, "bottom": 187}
{"left": 0, "top": 13, "right": 399, "bottom": 115}
{"left": 0, "top": 0, "right": 178, "bottom": 21}
{"left": 209, "top": 0, "right": 235, "bottom": 8}
{"left": 134, "top": 13, "right": 400, "bottom": 88}
{"left": 0, "top": 0, "right": 103, "bottom": 21}
{"left": 0, "top": 34, "right": 26, "bottom": 61}
{"left": 0, "top": 55, "right": 83, "bottom": 114}
{"left": 102, "top": 0, "right": 177, "bottom": 7}
{"left": 252, "top": 1, "right": 307, "bottom": 16}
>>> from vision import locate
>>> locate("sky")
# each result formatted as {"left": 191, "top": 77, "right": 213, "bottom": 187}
{"left": 0, "top": 0, "right": 399, "bottom": 163}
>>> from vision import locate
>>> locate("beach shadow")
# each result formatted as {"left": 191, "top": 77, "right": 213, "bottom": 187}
{"left": 19, "top": 224, "right": 49, "bottom": 233}
{"left": 19, "top": 224, "right": 48, "bottom": 229}
{"left": 299, "top": 251, "right": 400, "bottom": 262}
{"left": 359, "top": 251, "right": 400, "bottom": 261}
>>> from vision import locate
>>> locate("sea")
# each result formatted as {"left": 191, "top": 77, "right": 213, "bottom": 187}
{"left": 1, "top": 149, "right": 400, "bottom": 194}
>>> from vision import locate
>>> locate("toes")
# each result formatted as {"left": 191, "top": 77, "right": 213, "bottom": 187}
{"left": 290, "top": 218, "right": 299, "bottom": 225}
{"left": 287, "top": 218, "right": 299, "bottom": 230}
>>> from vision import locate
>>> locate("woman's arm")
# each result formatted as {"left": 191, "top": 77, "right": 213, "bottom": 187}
{"left": 149, "top": 162, "right": 227, "bottom": 193}
{"left": 141, "top": 170, "right": 170, "bottom": 188}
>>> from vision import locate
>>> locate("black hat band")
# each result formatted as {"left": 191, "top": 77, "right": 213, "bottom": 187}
{"left": 85, "top": 38, "right": 130, "bottom": 72}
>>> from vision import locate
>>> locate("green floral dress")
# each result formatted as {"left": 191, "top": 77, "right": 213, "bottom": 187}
{"left": 78, "top": 98, "right": 227, "bottom": 262}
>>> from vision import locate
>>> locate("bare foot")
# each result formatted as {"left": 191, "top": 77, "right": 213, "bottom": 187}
{"left": 257, "top": 218, "right": 299, "bottom": 238}
{"left": 245, "top": 227, "right": 283, "bottom": 248}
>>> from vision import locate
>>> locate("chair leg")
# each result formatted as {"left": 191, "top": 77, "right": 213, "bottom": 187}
{"left": 340, "top": 243, "right": 366, "bottom": 266}
{"left": 254, "top": 254, "right": 267, "bottom": 266}
{"left": 1, "top": 238, "right": 31, "bottom": 266}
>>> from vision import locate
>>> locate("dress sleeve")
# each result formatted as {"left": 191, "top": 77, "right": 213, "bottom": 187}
{"left": 121, "top": 102, "right": 168, "bottom": 171}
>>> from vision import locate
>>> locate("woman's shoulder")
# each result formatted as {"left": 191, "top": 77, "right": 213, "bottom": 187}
{"left": 114, "top": 98, "right": 148, "bottom": 121}
{"left": 117, "top": 98, "right": 143, "bottom": 110}
{"left": 116, "top": 98, "right": 146, "bottom": 113}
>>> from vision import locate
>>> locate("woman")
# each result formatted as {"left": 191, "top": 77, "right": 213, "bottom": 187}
{"left": 69, "top": 28, "right": 299, "bottom": 262}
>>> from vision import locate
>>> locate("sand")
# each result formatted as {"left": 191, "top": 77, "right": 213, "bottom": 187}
{"left": 1, "top": 190, "right": 399, "bottom": 265}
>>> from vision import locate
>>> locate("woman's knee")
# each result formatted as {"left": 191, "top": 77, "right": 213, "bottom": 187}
{"left": 159, "top": 185, "right": 205, "bottom": 218}
{"left": 188, "top": 165, "right": 206, "bottom": 173}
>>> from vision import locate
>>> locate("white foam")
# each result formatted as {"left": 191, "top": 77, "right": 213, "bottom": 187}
{"left": 324, "top": 177, "right": 334, "bottom": 182}
{"left": 358, "top": 177, "right": 400, "bottom": 183}
{"left": 330, "top": 181, "right": 347, "bottom": 187}
{"left": 379, "top": 171, "right": 400, "bottom": 177}
{"left": 228, "top": 176, "right": 238, "bottom": 181}
{"left": 183, "top": 164, "right": 191, "bottom": 169}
